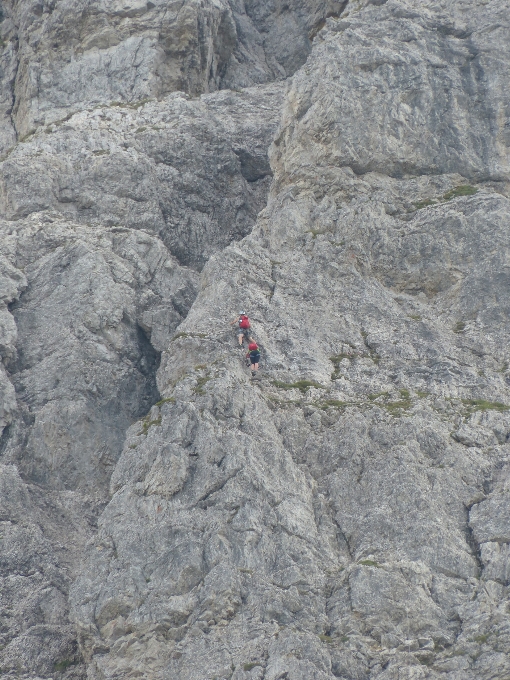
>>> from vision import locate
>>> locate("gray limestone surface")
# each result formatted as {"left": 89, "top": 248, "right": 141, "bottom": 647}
{"left": 0, "top": 215, "right": 198, "bottom": 678}
{"left": 1, "top": 0, "right": 510, "bottom": 679}
{"left": 70, "top": 1, "right": 510, "bottom": 678}
{"left": 0, "top": 0, "right": 339, "bottom": 149}
{"left": 0, "top": 84, "right": 283, "bottom": 268}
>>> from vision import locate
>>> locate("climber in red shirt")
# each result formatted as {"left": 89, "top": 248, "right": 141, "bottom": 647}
{"left": 230, "top": 311, "right": 252, "bottom": 347}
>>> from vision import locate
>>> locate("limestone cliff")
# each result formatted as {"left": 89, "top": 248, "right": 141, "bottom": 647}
{"left": 1, "top": 1, "right": 510, "bottom": 679}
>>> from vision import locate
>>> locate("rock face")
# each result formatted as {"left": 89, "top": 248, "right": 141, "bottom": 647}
{"left": 0, "top": 84, "right": 283, "bottom": 268}
{"left": 0, "top": 215, "right": 198, "bottom": 677}
{"left": 1, "top": 216, "right": 199, "bottom": 493}
{"left": 1, "top": 0, "right": 510, "bottom": 679}
{"left": 0, "top": 0, "right": 339, "bottom": 148}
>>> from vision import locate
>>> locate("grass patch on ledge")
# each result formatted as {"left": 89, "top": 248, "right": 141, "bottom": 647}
{"left": 414, "top": 199, "right": 437, "bottom": 210}
{"left": 273, "top": 379, "right": 324, "bottom": 393}
{"left": 54, "top": 659, "right": 77, "bottom": 671}
{"left": 155, "top": 397, "right": 175, "bottom": 406}
{"left": 311, "top": 387, "right": 418, "bottom": 416}
{"left": 330, "top": 353, "right": 355, "bottom": 379}
{"left": 358, "top": 559, "right": 380, "bottom": 567}
{"left": 474, "top": 634, "right": 489, "bottom": 644}
{"left": 330, "top": 353, "right": 354, "bottom": 364}
{"left": 384, "top": 400, "right": 412, "bottom": 416}
{"left": 461, "top": 399, "right": 510, "bottom": 413}
{"left": 410, "top": 185, "right": 478, "bottom": 214}
{"left": 319, "top": 634, "right": 334, "bottom": 643}
{"left": 194, "top": 376, "right": 212, "bottom": 395}
{"left": 172, "top": 331, "right": 208, "bottom": 341}
{"left": 268, "top": 387, "right": 420, "bottom": 417}
{"left": 370, "top": 352, "right": 381, "bottom": 365}
{"left": 443, "top": 185, "right": 478, "bottom": 201}
{"left": 243, "top": 662, "right": 262, "bottom": 671}
{"left": 311, "top": 389, "right": 416, "bottom": 415}
{"left": 368, "top": 391, "right": 389, "bottom": 401}
{"left": 382, "top": 389, "right": 412, "bottom": 416}
{"left": 138, "top": 416, "right": 162, "bottom": 436}
{"left": 108, "top": 98, "right": 151, "bottom": 109}
{"left": 318, "top": 399, "right": 353, "bottom": 410}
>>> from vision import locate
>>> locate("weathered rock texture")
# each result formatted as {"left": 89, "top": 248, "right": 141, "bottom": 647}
{"left": 0, "top": 84, "right": 283, "bottom": 268}
{"left": 1, "top": 0, "right": 510, "bottom": 679}
{"left": 0, "top": 0, "right": 340, "bottom": 149}
{"left": 0, "top": 215, "right": 198, "bottom": 677}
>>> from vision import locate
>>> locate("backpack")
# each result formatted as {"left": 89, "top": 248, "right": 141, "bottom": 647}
{"left": 239, "top": 314, "right": 250, "bottom": 329}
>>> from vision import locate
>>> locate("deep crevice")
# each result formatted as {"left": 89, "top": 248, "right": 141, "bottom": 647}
{"left": 464, "top": 507, "right": 484, "bottom": 577}
{"left": 0, "top": 422, "right": 12, "bottom": 458}
{"left": 134, "top": 323, "right": 162, "bottom": 418}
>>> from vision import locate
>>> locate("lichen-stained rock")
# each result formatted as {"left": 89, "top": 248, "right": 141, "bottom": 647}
{"left": 70, "top": 1, "right": 510, "bottom": 678}
{"left": 71, "top": 367, "right": 342, "bottom": 678}
{"left": 470, "top": 487, "right": 510, "bottom": 588}
{"left": 0, "top": 84, "right": 282, "bottom": 268}
{"left": 0, "top": 363, "right": 16, "bottom": 432}
{"left": 0, "top": 214, "right": 199, "bottom": 676}
{"left": 471, "top": 494, "right": 510, "bottom": 546}
{"left": 0, "top": 31, "right": 281, "bottom": 680}
{"left": 0, "top": 32, "right": 18, "bottom": 155}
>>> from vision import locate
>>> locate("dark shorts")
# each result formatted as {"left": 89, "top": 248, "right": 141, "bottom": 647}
{"left": 250, "top": 353, "right": 260, "bottom": 365}
{"left": 237, "top": 326, "right": 251, "bottom": 338}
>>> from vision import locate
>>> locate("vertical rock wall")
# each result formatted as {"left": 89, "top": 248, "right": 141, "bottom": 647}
{"left": 0, "top": 0, "right": 339, "bottom": 149}
{"left": 0, "top": 0, "right": 287, "bottom": 675}
{"left": 71, "top": 1, "right": 510, "bottom": 678}
{"left": 1, "top": 0, "right": 510, "bottom": 679}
